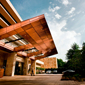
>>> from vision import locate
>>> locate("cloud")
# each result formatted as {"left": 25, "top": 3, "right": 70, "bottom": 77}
{"left": 36, "top": 2, "right": 81, "bottom": 61}
{"left": 64, "top": 27, "right": 67, "bottom": 29}
{"left": 62, "top": 0, "right": 71, "bottom": 6}
{"left": 45, "top": 15, "right": 81, "bottom": 61}
{"left": 49, "top": 6, "right": 60, "bottom": 12}
{"left": 77, "top": 11, "right": 81, "bottom": 14}
{"left": 45, "top": 13, "right": 49, "bottom": 16}
{"left": 55, "top": 14, "right": 62, "bottom": 19}
{"left": 72, "top": 18, "right": 74, "bottom": 21}
{"left": 69, "top": 14, "right": 75, "bottom": 18}
{"left": 82, "top": 11, "right": 84, "bottom": 14}
{"left": 50, "top": 22, "right": 81, "bottom": 61}
{"left": 68, "top": 7, "right": 76, "bottom": 14}
{"left": 50, "top": 2, "right": 52, "bottom": 4}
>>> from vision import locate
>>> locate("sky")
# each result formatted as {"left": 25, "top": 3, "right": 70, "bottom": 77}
{"left": 10, "top": 0, "right": 85, "bottom": 61}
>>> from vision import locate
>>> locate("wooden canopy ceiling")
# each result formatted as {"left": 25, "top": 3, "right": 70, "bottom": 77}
{"left": 0, "top": 14, "right": 58, "bottom": 60}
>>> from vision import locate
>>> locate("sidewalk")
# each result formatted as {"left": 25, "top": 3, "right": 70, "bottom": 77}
{"left": 0, "top": 74, "right": 85, "bottom": 85}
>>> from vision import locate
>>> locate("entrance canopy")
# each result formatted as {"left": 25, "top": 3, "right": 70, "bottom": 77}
{"left": 0, "top": 14, "right": 58, "bottom": 60}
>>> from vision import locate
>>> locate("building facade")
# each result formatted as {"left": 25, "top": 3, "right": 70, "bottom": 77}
{"left": 40, "top": 57, "right": 58, "bottom": 69}
{"left": 0, "top": 0, "right": 58, "bottom": 76}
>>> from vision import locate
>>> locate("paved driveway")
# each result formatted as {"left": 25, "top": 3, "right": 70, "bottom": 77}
{"left": 0, "top": 74, "right": 85, "bottom": 85}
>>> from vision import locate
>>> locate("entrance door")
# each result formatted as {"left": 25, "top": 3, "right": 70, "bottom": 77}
{"left": 14, "top": 61, "right": 24, "bottom": 75}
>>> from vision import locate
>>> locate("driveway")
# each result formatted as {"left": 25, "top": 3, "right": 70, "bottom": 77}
{"left": 0, "top": 74, "right": 85, "bottom": 85}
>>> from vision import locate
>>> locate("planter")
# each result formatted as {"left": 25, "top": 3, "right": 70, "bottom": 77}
{"left": 0, "top": 68, "right": 4, "bottom": 78}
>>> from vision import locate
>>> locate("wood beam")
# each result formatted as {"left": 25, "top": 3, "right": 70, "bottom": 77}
{"left": 0, "top": 14, "right": 58, "bottom": 59}
{"left": 0, "top": 4, "right": 16, "bottom": 25}
{"left": 29, "top": 56, "right": 35, "bottom": 60}
{"left": 0, "top": 17, "right": 8, "bottom": 28}
{"left": 35, "top": 53, "right": 47, "bottom": 60}
{"left": 0, "top": 41, "right": 14, "bottom": 52}
{"left": 27, "top": 51, "right": 42, "bottom": 57}
{"left": 0, "top": 14, "right": 44, "bottom": 39}
{"left": 17, "top": 51, "right": 27, "bottom": 57}
{"left": 14, "top": 43, "right": 33, "bottom": 52}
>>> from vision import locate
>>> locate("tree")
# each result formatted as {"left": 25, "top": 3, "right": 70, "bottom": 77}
{"left": 80, "top": 42, "right": 85, "bottom": 77}
{"left": 66, "top": 43, "right": 82, "bottom": 71}
{"left": 57, "top": 59, "right": 66, "bottom": 68}
{"left": 65, "top": 42, "right": 85, "bottom": 77}
{"left": 66, "top": 43, "right": 79, "bottom": 60}
{"left": 82, "top": 42, "right": 85, "bottom": 58}
{"left": 57, "top": 59, "right": 66, "bottom": 73}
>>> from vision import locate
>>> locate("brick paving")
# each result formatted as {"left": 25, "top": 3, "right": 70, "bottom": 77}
{"left": 0, "top": 74, "right": 85, "bottom": 85}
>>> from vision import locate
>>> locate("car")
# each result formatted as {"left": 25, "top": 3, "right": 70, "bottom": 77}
{"left": 53, "top": 70, "right": 57, "bottom": 74}
{"left": 62, "top": 70, "right": 75, "bottom": 74}
{"left": 46, "top": 70, "right": 51, "bottom": 74}
{"left": 62, "top": 70, "right": 75, "bottom": 76}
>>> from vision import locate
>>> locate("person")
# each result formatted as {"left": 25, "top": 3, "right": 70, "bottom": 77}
{"left": 31, "top": 67, "right": 34, "bottom": 76}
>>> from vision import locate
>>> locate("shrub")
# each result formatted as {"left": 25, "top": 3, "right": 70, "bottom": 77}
{"left": 36, "top": 67, "right": 45, "bottom": 70}
{"left": 73, "top": 74, "right": 81, "bottom": 78}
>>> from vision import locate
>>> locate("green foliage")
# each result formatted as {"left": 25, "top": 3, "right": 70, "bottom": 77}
{"left": 81, "top": 42, "right": 85, "bottom": 60}
{"left": 57, "top": 59, "right": 66, "bottom": 73}
{"left": 65, "top": 42, "right": 85, "bottom": 77}
{"left": 72, "top": 43, "right": 79, "bottom": 50}
{"left": 36, "top": 67, "right": 45, "bottom": 70}
{"left": 57, "top": 59, "right": 66, "bottom": 68}
{"left": 36, "top": 67, "right": 45, "bottom": 74}
{"left": 36, "top": 72, "right": 39, "bottom": 74}
{"left": 66, "top": 43, "right": 80, "bottom": 60}
{"left": 73, "top": 74, "right": 81, "bottom": 78}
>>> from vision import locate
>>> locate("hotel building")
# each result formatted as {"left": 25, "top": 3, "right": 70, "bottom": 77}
{"left": 0, "top": 0, "right": 58, "bottom": 76}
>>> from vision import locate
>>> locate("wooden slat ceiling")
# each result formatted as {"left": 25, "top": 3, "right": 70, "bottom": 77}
{"left": 0, "top": 4, "right": 16, "bottom": 25}
{"left": 0, "top": 14, "right": 58, "bottom": 59}
{"left": 0, "top": 0, "right": 22, "bottom": 22}
{"left": 0, "top": 18, "right": 8, "bottom": 27}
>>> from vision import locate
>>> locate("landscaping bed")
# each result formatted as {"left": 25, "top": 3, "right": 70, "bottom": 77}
{"left": 61, "top": 73, "right": 85, "bottom": 81}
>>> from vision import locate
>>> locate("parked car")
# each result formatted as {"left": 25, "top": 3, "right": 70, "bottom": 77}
{"left": 53, "top": 70, "right": 57, "bottom": 74}
{"left": 62, "top": 70, "right": 75, "bottom": 74}
{"left": 46, "top": 70, "right": 51, "bottom": 74}
{"left": 62, "top": 69, "right": 75, "bottom": 76}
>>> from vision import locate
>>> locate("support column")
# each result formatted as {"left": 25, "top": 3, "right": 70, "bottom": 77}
{"left": 30, "top": 60, "right": 36, "bottom": 75}
{"left": 5, "top": 52, "right": 16, "bottom": 76}
{"left": 0, "top": 55, "right": 4, "bottom": 67}
{"left": 23, "top": 58, "right": 28, "bottom": 75}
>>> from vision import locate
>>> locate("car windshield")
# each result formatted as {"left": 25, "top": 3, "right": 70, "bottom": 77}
{"left": 53, "top": 70, "right": 57, "bottom": 72}
{"left": 47, "top": 70, "right": 51, "bottom": 72}
{"left": 66, "top": 70, "right": 75, "bottom": 72}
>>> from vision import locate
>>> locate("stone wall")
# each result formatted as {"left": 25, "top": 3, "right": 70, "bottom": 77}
{"left": 23, "top": 58, "right": 28, "bottom": 75}
{"left": 40, "top": 57, "right": 58, "bottom": 69}
{"left": 5, "top": 52, "right": 17, "bottom": 76}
